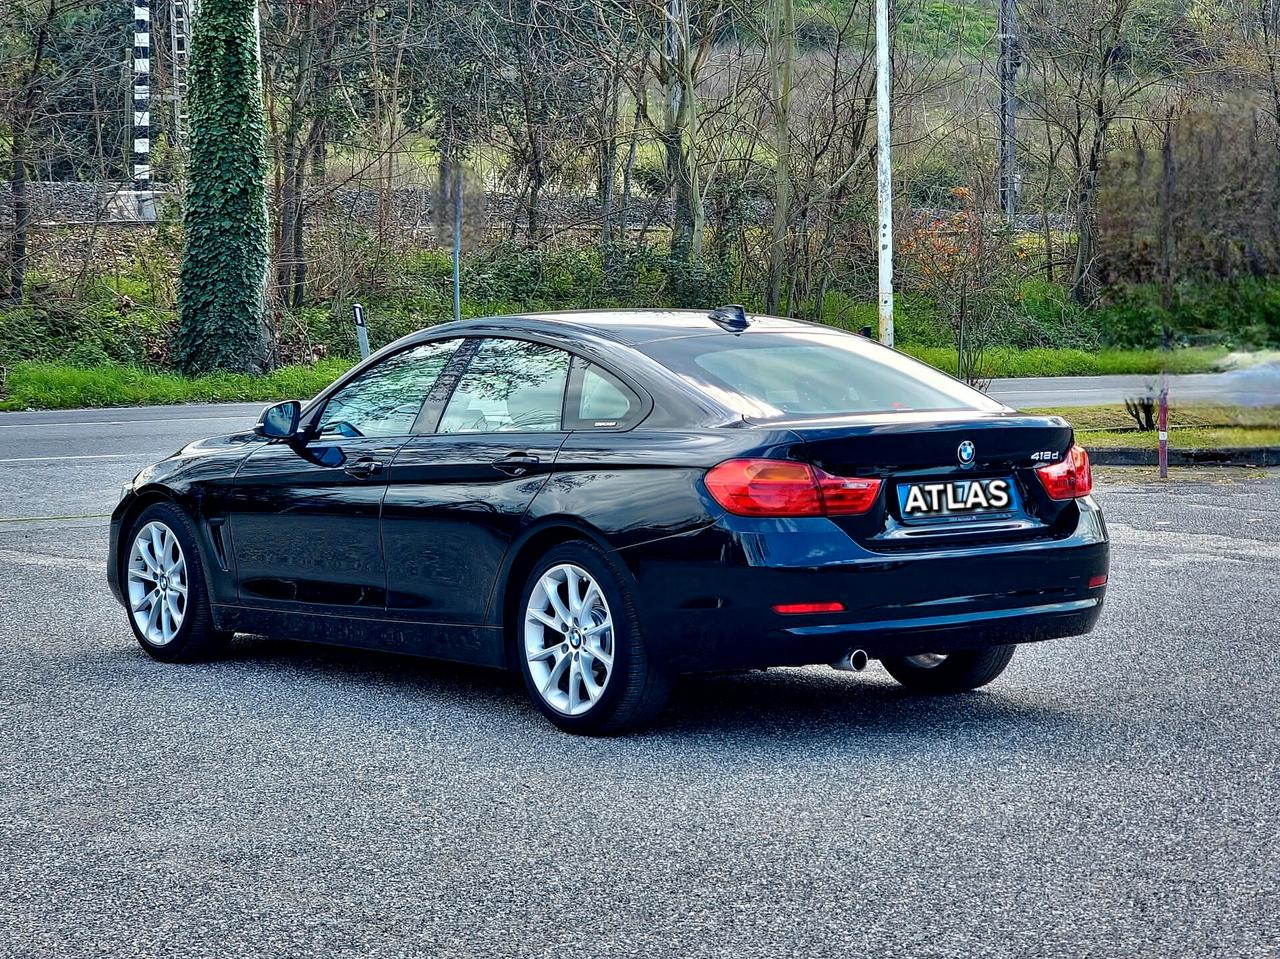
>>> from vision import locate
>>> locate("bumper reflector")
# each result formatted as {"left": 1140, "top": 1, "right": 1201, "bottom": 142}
{"left": 1088, "top": 574, "right": 1108, "bottom": 588}
{"left": 773, "top": 601, "right": 846, "bottom": 615}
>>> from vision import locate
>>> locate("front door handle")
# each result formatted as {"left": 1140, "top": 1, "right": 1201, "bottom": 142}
{"left": 492, "top": 452, "right": 540, "bottom": 477}
{"left": 344, "top": 458, "right": 384, "bottom": 480}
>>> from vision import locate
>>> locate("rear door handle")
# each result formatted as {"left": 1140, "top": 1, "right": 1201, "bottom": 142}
{"left": 344, "top": 458, "right": 384, "bottom": 479}
{"left": 492, "top": 452, "right": 540, "bottom": 477}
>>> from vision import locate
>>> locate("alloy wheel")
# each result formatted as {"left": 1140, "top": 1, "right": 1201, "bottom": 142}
{"left": 127, "top": 520, "right": 188, "bottom": 646}
{"left": 523, "top": 563, "right": 615, "bottom": 716}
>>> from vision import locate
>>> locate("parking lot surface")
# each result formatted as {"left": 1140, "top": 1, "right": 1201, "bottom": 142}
{"left": 1, "top": 406, "right": 1277, "bottom": 958}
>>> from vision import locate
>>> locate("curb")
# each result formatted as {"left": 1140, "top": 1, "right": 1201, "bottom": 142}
{"left": 1091, "top": 447, "right": 1280, "bottom": 467}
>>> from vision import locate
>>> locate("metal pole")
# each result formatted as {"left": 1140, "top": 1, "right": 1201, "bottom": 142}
{"left": 875, "top": 0, "right": 893, "bottom": 347}
{"left": 997, "top": 0, "right": 1019, "bottom": 221}
{"left": 1158, "top": 373, "right": 1169, "bottom": 479}
{"left": 352, "top": 303, "right": 370, "bottom": 359}
{"left": 452, "top": 159, "right": 463, "bottom": 324}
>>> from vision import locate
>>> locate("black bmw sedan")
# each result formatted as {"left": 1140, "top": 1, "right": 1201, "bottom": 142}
{"left": 108, "top": 308, "right": 1108, "bottom": 734}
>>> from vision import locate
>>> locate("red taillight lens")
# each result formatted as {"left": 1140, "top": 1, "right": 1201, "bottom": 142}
{"left": 773, "top": 601, "right": 846, "bottom": 615}
{"left": 1035, "top": 444, "right": 1093, "bottom": 500}
{"left": 704, "top": 459, "right": 882, "bottom": 517}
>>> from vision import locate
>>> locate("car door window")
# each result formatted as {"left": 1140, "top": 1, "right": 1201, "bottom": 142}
{"left": 437, "top": 338, "right": 571, "bottom": 434}
{"left": 317, "top": 339, "right": 460, "bottom": 438}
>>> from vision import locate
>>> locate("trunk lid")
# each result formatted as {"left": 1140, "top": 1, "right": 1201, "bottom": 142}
{"left": 785, "top": 411, "right": 1077, "bottom": 548}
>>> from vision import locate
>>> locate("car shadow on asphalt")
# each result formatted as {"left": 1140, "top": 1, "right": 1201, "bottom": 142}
{"left": 210, "top": 635, "right": 1082, "bottom": 750}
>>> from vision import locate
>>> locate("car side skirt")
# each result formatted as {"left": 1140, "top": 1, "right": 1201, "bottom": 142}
{"left": 211, "top": 604, "right": 508, "bottom": 669}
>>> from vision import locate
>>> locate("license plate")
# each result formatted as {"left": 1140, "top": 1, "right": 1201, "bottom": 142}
{"left": 898, "top": 477, "right": 1015, "bottom": 520}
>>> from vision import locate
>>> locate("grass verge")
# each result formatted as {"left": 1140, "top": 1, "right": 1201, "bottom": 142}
{"left": 1028, "top": 404, "right": 1280, "bottom": 450}
{"left": 902, "top": 346, "right": 1227, "bottom": 378}
{"left": 0, "top": 359, "right": 352, "bottom": 412}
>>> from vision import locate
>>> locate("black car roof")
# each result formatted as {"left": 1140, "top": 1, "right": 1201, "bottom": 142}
{"left": 415, "top": 309, "right": 826, "bottom": 347}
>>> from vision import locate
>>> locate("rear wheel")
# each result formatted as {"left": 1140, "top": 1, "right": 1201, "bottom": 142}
{"left": 881, "top": 645, "right": 1016, "bottom": 694}
{"left": 123, "top": 502, "right": 230, "bottom": 663}
{"left": 516, "top": 542, "right": 671, "bottom": 735}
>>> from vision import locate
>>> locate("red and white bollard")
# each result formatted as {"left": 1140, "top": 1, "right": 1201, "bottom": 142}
{"left": 1158, "top": 372, "right": 1169, "bottom": 479}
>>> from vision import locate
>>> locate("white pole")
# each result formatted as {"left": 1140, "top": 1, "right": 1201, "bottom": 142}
{"left": 875, "top": 0, "right": 893, "bottom": 347}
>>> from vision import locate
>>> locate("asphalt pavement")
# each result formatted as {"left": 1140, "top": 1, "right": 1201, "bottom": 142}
{"left": 0, "top": 404, "right": 1277, "bottom": 957}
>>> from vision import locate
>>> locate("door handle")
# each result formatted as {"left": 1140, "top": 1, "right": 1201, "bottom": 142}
{"left": 492, "top": 452, "right": 540, "bottom": 477}
{"left": 344, "top": 458, "right": 384, "bottom": 479}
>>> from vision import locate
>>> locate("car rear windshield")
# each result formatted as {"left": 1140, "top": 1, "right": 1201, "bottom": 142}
{"left": 640, "top": 330, "right": 1003, "bottom": 419}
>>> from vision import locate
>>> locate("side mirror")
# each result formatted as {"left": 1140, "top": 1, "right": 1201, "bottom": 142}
{"left": 255, "top": 400, "right": 301, "bottom": 439}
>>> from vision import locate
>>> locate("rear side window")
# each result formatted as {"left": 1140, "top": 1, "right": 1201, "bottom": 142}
{"left": 640, "top": 331, "right": 1002, "bottom": 419}
{"left": 565, "top": 361, "right": 644, "bottom": 429}
{"left": 437, "top": 338, "right": 571, "bottom": 433}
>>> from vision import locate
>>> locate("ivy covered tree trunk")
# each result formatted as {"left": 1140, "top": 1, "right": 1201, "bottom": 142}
{"left": 174, "top": 0, "right": 269, "bottom": 374}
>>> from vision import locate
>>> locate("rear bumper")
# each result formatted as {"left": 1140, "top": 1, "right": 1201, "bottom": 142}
{"left": 622, "top": 496, "right": 1109, "bottom": 672}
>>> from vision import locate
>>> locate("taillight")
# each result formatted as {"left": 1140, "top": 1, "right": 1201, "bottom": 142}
{"left": 1036, "top": 444, "right": 1093, "bottom": 500}
{"left": 773, "top": 601, "right": 846, "bottom": 615}
{"left": 704, "top": 458, "right": 882, "bottom": 517}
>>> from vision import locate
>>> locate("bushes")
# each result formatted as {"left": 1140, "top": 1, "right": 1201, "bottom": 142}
{"left": 1095, "top": 279, "right": 1280, "bottom": 349}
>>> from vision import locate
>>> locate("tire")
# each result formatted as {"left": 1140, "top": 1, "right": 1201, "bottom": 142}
{"left": 121, "top": 501, "right": 231, "bottom": 663}
{"left": 880, "top": 645, "right": 1016, "bottom": 694}
{"left": 514, "top": 541, "right": 671, "bottom": 735}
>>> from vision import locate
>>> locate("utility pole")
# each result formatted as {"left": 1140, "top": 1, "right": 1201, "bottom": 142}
{"left": 875, "top": 0, "right": 893, "bottom": 347}
{"left": 997, "top": 0, "right": 1020, "bottom": 221}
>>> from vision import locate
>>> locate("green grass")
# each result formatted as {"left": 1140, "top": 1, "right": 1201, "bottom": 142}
{"left": 0, "top": 359, "right": 353, "bottom": 412}
{"left": 1071, "top": 426, "right": 1280, "bottom": 449}
{"left": 901, "top": 346, "right": 1227, "bottom": 378}
{"left": 1026, "top": 404, "right": 1280, "bottom": 450}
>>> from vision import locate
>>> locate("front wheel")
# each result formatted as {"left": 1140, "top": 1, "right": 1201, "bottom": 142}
{"left": 881, "top": 645, "right": 1016, "bottom": 694}
{"left": 123, "top": 502, "right": 230, "bottom": 663}
{"left": 516, "top": 542, "right": 671, "bottom": 735}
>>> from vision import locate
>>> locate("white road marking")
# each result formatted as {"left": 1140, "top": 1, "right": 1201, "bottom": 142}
{"left": 0, "top": 414, "right": 251, "bottom": 429}
{"left": 0, "top": 453, "right": 144, "bottom": 464}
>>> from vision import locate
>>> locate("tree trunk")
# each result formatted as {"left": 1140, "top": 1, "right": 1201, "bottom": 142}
{"left": 7, "top": 126, "right": 29, "bottom": 305}
{"left": 5, "top": 0, "right": 54, "bottom": 305}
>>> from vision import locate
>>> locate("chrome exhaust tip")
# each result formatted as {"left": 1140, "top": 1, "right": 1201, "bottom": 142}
{"left": 832, "top": 649, "right": 869, "bottom": 672}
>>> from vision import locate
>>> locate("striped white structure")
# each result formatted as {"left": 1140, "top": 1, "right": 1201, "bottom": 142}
{"left": 132, "top": 0, "right": 155, "bottom": 220}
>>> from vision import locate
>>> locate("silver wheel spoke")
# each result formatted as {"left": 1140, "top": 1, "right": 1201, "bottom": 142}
{"left": 567, "top": 659, "right": 582, "bottom": 711}
{"left": 541, "top": 577, "right": 572, "bottom": 626}
{"left": 580, "top": 662, "right": 604, "bottom": 702}
{"left": 542, "top": 652, "right": 571, "bottom": 695}
{"left": 528, "top": 644, "right": 559, "bottom": 662}
{"left": 584, "top": 640, "right": 613, "bottom": 669}
{"left": 565, "top": 567, "right": 583, "bottom": 618}
{"left": 529, "top": 607, "right": 561, "bottom": 632}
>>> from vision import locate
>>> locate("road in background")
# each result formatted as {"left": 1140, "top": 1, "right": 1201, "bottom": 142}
{"left": 988, "top": 362, "right": 1280, "bottom": 409}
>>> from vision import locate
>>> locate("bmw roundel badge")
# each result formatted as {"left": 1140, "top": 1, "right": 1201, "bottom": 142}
{"left": 957, "top": 440, "right": 976, "bottom": 467}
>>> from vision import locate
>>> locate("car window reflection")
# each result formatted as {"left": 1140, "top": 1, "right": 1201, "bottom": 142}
{"left": 317, "top": 340, "right": 460, "bottom": 438}
{"left": 438, "top": 339, "right": 570, "bottom": 434}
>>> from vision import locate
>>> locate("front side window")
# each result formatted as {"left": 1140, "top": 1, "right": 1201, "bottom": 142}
{"left": 317, "top": 339, "right": 460, "bottom": 438}
{"left": 437, "top": 338, "right": 571, "bottom": 434}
